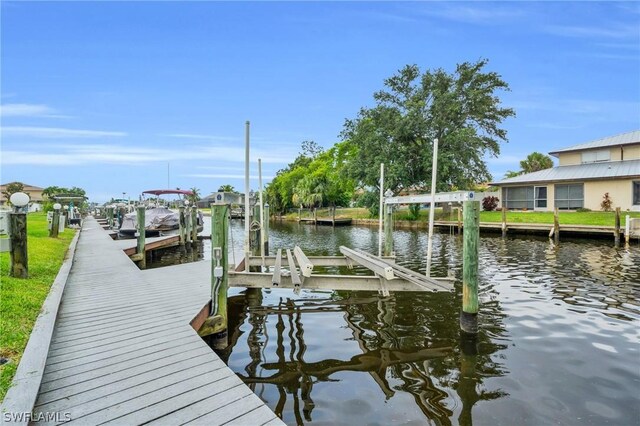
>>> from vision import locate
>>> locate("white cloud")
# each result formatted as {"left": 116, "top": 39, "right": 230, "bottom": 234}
{"left": 182, "top": 174, "right": 275, "bottom": 180}
{"left": 2, "top": 126, "right": 127, "bottom": 138}
{"left": 1, "top": 143, "right": 296, "bottom": 166}
{"left": 1, "top": 104, "right": 56, "bottom": 117}
{"left": 162, "top": 133, "right": 239, "bottom": 142}
{"left": 417, "top": 4, "right": 526, "bottom": 24}
{"left": 544, "top": 23, "right": 639, "bottom": 39}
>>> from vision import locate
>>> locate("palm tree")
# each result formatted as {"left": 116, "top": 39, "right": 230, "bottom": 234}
{"left": 188, "top": 187, "right": 201, "bottom": 204}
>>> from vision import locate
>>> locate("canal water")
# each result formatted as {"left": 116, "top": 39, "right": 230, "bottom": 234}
{"left": 202, "top": 220, "right": 639, "bottom": 425}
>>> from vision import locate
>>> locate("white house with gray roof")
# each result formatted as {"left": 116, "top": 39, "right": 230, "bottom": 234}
{"left": 491, "top": 130, "right": 640, "bottom": 212}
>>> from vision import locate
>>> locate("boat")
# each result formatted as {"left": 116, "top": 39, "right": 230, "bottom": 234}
{"left": 118, "top": 189, "right": 204, "bottom": 237}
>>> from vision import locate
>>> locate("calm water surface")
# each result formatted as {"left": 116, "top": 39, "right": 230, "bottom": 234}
{"left": 203, "top": 220, "right": 639, "bottom": 426}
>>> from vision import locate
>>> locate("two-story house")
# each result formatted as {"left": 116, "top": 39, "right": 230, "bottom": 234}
{"left": 491, "top": 130, "right": 640, "bottom": 212}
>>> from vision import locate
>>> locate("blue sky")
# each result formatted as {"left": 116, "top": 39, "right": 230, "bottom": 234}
{"left": 1, "top": 1, "right": 639, "bottom": 203}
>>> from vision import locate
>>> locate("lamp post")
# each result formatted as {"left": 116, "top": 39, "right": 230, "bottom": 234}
{"left": 9, "top": 192, "right": 30, "bottom": 278}
{"left": 50, "top": 203, "right": 62, "bottom": 238}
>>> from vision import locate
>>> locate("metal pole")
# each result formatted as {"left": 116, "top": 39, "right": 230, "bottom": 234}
{"left": 244, "top": 120, "right": 251, "bottom": 272}
{"left": 258, "top": 158, "right": 266, "bottom": 269}
{"left": 378, "top": 163, "right": 384, "bottom": 257}
{"left": 426, "top": 138, "right": 439, "bottom": 277}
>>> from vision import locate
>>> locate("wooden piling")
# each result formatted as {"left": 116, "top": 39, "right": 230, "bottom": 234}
{"left": 614, "top": 207, "right": 621, "bottom": 246}
{"left": 384, "top": 204, "right": 394, "bottom": 256}
{"left": 201, "top": 203, "right": 229, "bottom": 347}
{"left": 136, "top": 206, "right": 146, "bottom": 269}
{"left": 457, "top": 207, "right": 462, "bottom": 235}
{"left": 501, "top": 207, "right": 507, "bottom": 238}
{"left": 313, "top": 208, "right": 317, "bottom": 226}
{"left": 191, "top": 207, "right": 198, "bottom": 247}
{"left": 178, "top": 206, "right": 186, "bottom": 246}
{"left": 460, "top": 200, "right": 479, "bottom": 334}
{"left": 332, "top": 206, "right": 336, "bottom": 227}
{"left": 185, "top": 207, "right": 192, "bottom": 245}
{"left": 263, "top": 203, "right": 270, "bottom": 255}
{"left": 50, "top": 209, "right": 60, "bottom": 238}
{"left": 251, "top": 204, "right": 261, "bottom": 256}
{"left": 553, "top": 207, "right": 560, "bottom": 244}
{"left": 9, "top": 212, "right": 28, "bottom": 278}
{"left": 625, "top": 215, "right": 631, "bottom": 245}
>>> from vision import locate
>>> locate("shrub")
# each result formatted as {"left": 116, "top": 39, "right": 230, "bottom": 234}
{"left": 600, "top": 192, "right": 613, "bottom": 211}
{"left": 482, "top": 196, "right": 499, "bottom": 211}
{"left": 576, "top": 207, "right": 592, "bottom": 212}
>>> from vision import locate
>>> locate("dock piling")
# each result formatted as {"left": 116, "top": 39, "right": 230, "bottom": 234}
{"left": 614, "top": 207, "right": 621, "bottom": 246}
{"left": 9, "top": 211, "right": 28, "bottom": 278}
{"left": 49, "top": 207, "right": 61, "bottom": 238}
{"left": 263, "top": 203, "right": 270, "bottom": 255}
{"left": 501, "top": 207, "right": 507, "bottom": 238}
{"left": 460, "top": 200, "right": 480, "bottom": 334}
{"left": 553, "top": 207, "right": 560, "bottom": 244}
{"left": 179, "top": 206, "right": 186, "bottom": 246}
{"left": 625, "top": 215, "right": 631, "bottom": 245}
{"left": 136, "top": 206, "right": 146, "bottom": 269}
{"left": 199, "top": 203, "right": 229, "bottom": 346}
{"left": 191, "top": 207, "right": 198, "bottom": 247}
{"left": 384, "top": 204, "right": 394, "bottom": 256}
{"left": 457, "top": 207, "right": 462, "bottom": 235}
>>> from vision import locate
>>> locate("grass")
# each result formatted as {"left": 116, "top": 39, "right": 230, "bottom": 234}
{"left": 0, "top": 212, "right": 76, "bottom": 401}
{"left": 281, "top": 207, "right": 640, "bottom": 226}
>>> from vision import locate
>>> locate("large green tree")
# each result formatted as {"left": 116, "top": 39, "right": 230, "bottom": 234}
{"left": 342, "top": 59, "right": 515, "bottom": 197}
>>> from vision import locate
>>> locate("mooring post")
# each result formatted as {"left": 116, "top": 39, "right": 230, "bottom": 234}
{"left": 9, "top": 212, "right": 28, "bottom": 278}
{"left": 625, "top": 215, "right": 630, "bottom": 245}
{"left": 136, "top": 206, "right": 146, "bottom": 269}
{"left": 332, "top": 206, "right": 336, "bottom": 227}
{"left": 553, "top": 207, "right": 560, "bottom": 244}
{"left": 191, "top": 207, "right": 198, "bottom": 247}
{"left": 384, "top": 204, "right": 394, "bottom": 256}
{"left": 185, "top": 206, "right": 192, "bottom": 246}
{"left": 457, "top": 207, "right": 462, "bottom": 235}
{"left": 501, "top": 207, "right": 507, "bottom": 238}
{"left": 298, "top": 206, "right": 301, "bottom": 222}
{"left": 313, "top": 207, "right": 317, "bottom": 225}
{"left": 460, "top": 200, "right": 480, "bottom": 334}
{"left": 178, "top": 206, "right": 186, "bottom": 246}
{"left": 107, "top": 207, "right": 113, "bottom": 228}
{"left": 251, "top": 204, "right": 261, "bottom": 257}
{"left": 206, "top": 203, "right": 229, "bottom": 348}
{"left": 49, "top": 205, "right": 61, "bottom": 238}
{"left": 263, "top": 203, "right": 270, "bottom": 255}
{"left": 614, "top": 207, "right": 621, "bottom": 246}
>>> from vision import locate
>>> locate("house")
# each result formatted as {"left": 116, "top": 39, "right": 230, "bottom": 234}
{"left": 491, "top": 130, "right": 640, "bottom": 212}
{"left": 0, "top": 182, "right": 46, "bottom": 212}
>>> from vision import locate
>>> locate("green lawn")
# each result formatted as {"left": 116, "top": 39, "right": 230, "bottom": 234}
{"left": 281, "top": 207, "right": 640, "bottom": 226}
{"left": 0, "top": 212, "right": 76, "bottom": 401}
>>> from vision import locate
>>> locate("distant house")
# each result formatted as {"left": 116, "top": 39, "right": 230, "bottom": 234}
{"left": 491, "top": 130, "right": 640, "bottom": 212}
{"left": 0, "top": 182, "right": 46, "bottom": 212}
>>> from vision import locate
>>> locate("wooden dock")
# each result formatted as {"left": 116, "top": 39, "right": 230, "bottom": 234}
{"left": 20, "top": 218, "right": 283, "bottom": 425}
{"left": 298, "top": 217, "right": 353, "bottom": 226}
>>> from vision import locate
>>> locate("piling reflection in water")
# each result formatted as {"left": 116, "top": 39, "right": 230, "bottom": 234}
{"left": 207, "top": 287, "right": 508, "bottom": 425}
{"left": 201, "top": 221, "right": 639, "bottom": 425}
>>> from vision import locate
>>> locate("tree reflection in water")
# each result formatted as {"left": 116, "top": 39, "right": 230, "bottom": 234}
{"left": 205, "top": 288, "right": 509, "bottom": 425}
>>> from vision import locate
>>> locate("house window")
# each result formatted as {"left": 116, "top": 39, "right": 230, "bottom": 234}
{"left": 633, "top": 181, "right": 640, "bottom": 206}
{"left": 503, "top": 186, "right": 534, "bottom": 210}
{"left": 535, "top": 186, "right": 547, "bottom": 209}
{"left": 555, "top": 183, "right": 584, "bottom": 210}
{"left": 581, "top": 149, "right": 610, "bottom": 164}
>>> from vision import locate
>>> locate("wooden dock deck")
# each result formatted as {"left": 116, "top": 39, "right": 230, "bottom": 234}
{"left": 25, "top": 218, "right": 283, "bottom": 425}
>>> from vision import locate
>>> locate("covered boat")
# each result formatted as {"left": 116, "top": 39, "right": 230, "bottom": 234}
{"left": 119, "top": 189, "right": 203, "bottom": 237}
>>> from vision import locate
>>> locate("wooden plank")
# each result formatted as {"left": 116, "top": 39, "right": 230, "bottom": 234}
{"left": 293, "top": 245, "right": 314, "bottom": 277}
{"left": 272, "top": 248, "right": 282, "bottom": 286}
{"left": 184, "top": 395, "right": 264, "bottom": 425}
{"left": 225, "top": 404, "right": 281, "bottom": 425}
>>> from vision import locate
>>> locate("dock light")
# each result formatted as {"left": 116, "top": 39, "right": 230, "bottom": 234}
{"left": 384, "top": 189, "right": 393, "bottom": 198}
{"left": 184, "top": 200, "right": 190, "bottom": 206}
{"left": 9, "top": 192, "right": 30, "bottom": 212}
{"left": 53, "top": 203, "right": 62, "bottom": 211}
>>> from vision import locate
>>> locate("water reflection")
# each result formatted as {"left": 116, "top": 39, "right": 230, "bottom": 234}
{"left": 202, "top": 221, "right": 640, "bottom": 425}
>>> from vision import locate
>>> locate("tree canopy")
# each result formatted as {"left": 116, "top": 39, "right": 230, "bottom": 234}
{"left": 217, "top": 184, "right": 237, "bottom": 193}
{"left": 341, "top": 59, "right": 515, "bottom": 195}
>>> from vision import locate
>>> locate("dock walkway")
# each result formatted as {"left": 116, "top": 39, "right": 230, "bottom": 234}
{"left": 30, "top": 218, "right": 283, "bottom": 425}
